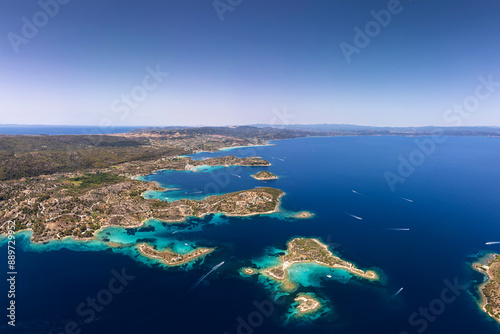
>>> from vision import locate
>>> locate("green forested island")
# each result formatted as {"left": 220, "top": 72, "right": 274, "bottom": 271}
{"left": 251, "top": 171, "right": 278, "bottom": 180}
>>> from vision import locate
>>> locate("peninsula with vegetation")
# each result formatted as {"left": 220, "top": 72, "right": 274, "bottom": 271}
{"left": 243, "top": 238, "right": 378, "bottom": 291}
{"left": 0, "top": 172, "right": 283, "bottom": 243}
{"left": 266, "top": 238, "right": 378, "bottom": 283}
{"left": 241, "top": 238, "right": 378, "bottom": 319}
{"left": 251, "top": 171, "right": 278, "bottom": 180}
{"left": 0, "top": 140, "right": 284, "bottom": 243}
{"left": 137, "top": 243, "right": 214, "bottom": 266}
{"left": 0, "top": 127, "right": 311, "bottom": 253}
{"left": 473, "top": 253, "right": 500, "bottom": 323}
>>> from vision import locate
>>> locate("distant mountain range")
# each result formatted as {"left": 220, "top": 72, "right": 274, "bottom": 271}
{"left": 2, "top": 124, "right": 500, "bottom": 137}
{"left": 249, "top": 124, "right": 500, "bottom": 136}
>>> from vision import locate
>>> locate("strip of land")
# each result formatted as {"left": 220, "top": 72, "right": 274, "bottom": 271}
{"left": 473, "top": 253, "right": 500, "bottom": 323}
{"left": 251, "top": 171, "right": 278, "bottom": 180}
{"left": 137, "top": 243, "right": 214, "bottom": 266}
{"left": 247, "top": 238, "right": 378, "bottom": 291}
{"left": 0, "top": 126, "right": 312, "bottom": 181}
{"left": 265, "top": 238, "right": 377, "bottom": 281}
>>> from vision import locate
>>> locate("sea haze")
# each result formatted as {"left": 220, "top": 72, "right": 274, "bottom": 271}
{"left": 0, "top": 125, "right": 148, "bottom": 136}
{"left": 1, "top": 136, "right": 500, "bottom": 334}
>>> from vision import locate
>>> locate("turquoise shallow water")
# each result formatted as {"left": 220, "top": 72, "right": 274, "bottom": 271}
{"left": 244, "top": 239, "right": 380, "bottom": 310}
{"left": 12, "top": 231, "right": 109, "bottom": 253}
{"left": 287, "top": 263, "right": 354, "bottom": 286}
{"left": 11, "top": 229, "right": 205, "bottom": 271}
{"left": 139, "top": 164, "right": 272, "bottom": 201}
{"left": 2, "top": 136, "right": 500, "bottom": 334}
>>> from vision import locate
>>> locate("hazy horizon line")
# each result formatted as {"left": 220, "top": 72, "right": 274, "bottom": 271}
{"left": 0, "top": 123, "right": 499, "bottom": 129}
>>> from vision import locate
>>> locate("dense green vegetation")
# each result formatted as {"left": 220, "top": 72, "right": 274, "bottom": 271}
{"left": 0, "top": 135, "right": 186, "bottom": 180}
{"left": 252, "top": 171, "right": 277, "bottom": 179}
{"left": 0, "top": 135, "right": 148, "bottom": 153}
{"left": 222, "top": 187, "right": 282, "bottom": 200}
{"left": 129, "top": 189, "right": 146, "bottom": 197}
{"left": 64, "top": 172, "right": 127, "bottom": 190}
{"left": 150, "top": 126, "right": 316, "bottom": 141}
{"left": 0, "top": 128, "right": 311, "bottom": 181}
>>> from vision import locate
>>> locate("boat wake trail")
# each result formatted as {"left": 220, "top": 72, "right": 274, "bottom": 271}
{"left": 172, "top": 229, "right": 196, "bottom": 234}
{"left": 189, "top": 261, "right": 225, "bottom": 291}
{"left": 231, "top": 174, "right": 241, "bottom": 178}
{"left": 386, "top": 228, "right": 410, "bottom": 231}
{"left": 400, "top": 197, "right": 413, "bottom": 203}
{"left": 486, "top": 242, "right": 500, "bottom": 245}
{"left": 392, "top": 287, "right": 404, "bottom": 298}
{"left": 347, "top": 213, "right": 363, "bottom": 220}
{"left": 352, "top": 190, "right": 368, "bottom": 198}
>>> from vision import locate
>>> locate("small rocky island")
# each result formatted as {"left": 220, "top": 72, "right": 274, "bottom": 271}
{"left": 138, "top": 243, "right": 214, "bottom": 266}
{"left": 294, "top": 293, "right": 321, "bottom": 314}
{"left": 262, "top": 238, "right": 378, "bottom": 290}
{"left": 251, "top": 171, "right": 278, "bottom": 180}
{"left": 293, "top": 211, "right": 315, "bottom": 219}
{"left": 241, "top": 268, "right": 256, "bottom": 275}
{"left": 185, "top": 156, "right": 271, "bottom": 170}
{"left": 473, "top": 253, "right": 500, "bottom": 323}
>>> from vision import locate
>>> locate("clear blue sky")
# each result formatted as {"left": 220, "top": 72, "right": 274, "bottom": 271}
{"left": 1, "top": 0, "right": 499, "bottom": 127}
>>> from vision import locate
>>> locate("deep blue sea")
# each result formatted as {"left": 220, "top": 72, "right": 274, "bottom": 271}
{"left": 2, "top": 136, "right": 500, "bottom": 334}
